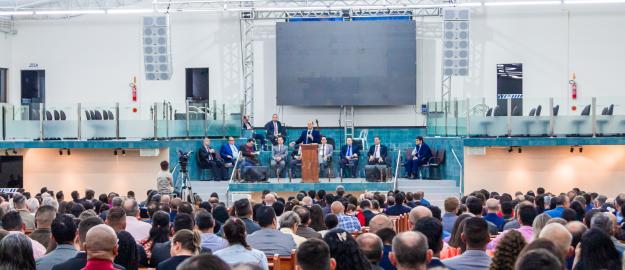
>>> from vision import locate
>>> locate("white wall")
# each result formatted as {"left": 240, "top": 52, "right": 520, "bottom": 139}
{"left": 0, "top": 32, "right": 10, "bottom": 68}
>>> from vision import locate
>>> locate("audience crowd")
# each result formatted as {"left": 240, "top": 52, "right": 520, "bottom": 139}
{"left": 0, "top": 185, "right": 624, "bottom": 270}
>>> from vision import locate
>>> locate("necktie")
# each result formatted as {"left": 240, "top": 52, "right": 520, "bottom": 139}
{"left": 274, "top": 122, "right": 278, "bottom": 136}
{"left": 207, "top": 147, "right": 213, "bottom": 160}
{"left": 348, "top": 146, "right": 351, "bottom": 157}
{"left": 323, "top": 145, "right": 326, "bottom": 157}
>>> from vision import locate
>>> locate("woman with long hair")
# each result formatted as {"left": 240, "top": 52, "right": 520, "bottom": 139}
{"left": 532, "top": 213, "right": 551, "bottom": 240}
{"left": 323, "top": 229, "right": 372, "bottom": 270}
{"left": 441, "top": 213, "right": 473, "bottom": 259}
{"left": 309, "top": 204, "right": 327, "bottom": 231}
{"left": 0, "top": 233, "right": 35, "bottom": 270}
{"left": 573, "top": 228, "right": 622, "bottom": 270}
{"left": 115, "top": 231, "right": 141, "bottom": 270}
{"left": 157, "top": 229, "right": 202, "bottom": 269}
{"left": 141, "top": 210, "right": 170, "bottom": 266}
{"left": 489, "top": 230, "right": 527, "bottom": 270}
{"left": 214, "top": 218, "right": 268, "bottom": 270}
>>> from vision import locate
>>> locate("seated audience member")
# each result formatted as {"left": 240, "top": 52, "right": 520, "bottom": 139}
{"left": 404, "top": 136, "right": 432, "bottom": 179}
{"left": 545, "top": 195, "right": 569, "bottom": 218}
{"left": 408, "top": 206, "right": 433, "bottom": 229}
{"left": 369, "top": 214, "right": 394, "bottom": 234}
{"left": 198, "top": 138, "right": 228, "bottom": 181}
{"left": 36, "top": 214, "right": 78, "bottom": 270}
{"left": 538, "top": 223, "right": 573, "bottom": 264}
{"left": 515, "top": 248, "right": 563, "bottom": 270}
{"left": 157, "top": 229, "right": 200, "bottom": 270}
{"left": 377, "top": 227, "right": 398, "bottom": 270}
{"left": 156, "top": 161, "right": 173, "bottom": 196}
{"left": 532, "top": 213, "right": 552, "bottom": 240}
{"left": 123, "top": 199, "right": 151, "bottom": 243}
{"left": 490, "top": 230, "right": 526, "bottom": 270}
{"left": 195, "top": 210, "right": 228, "bottom": 253}
{"left": 488, "top": 204, "right": 536, "bottom": 249}
{"left": 356, "top": 200, "right": 376, "bottom": 226}
{"left": 296, "top": 238, "right": 336, "bottom": 270}
{"left": 294, "top": 121, "right": 321, "bottom": 145}
{"left": 367, "top": 136, "right": 388, "bottom": 165}
{"left": 115, "top": 230, "right": 143, "bottom": 270}
{"left": 319, "top": 214, "right": 338, "bottom": 237}
{"left": 214, "top": 218, "right": 268, "bottom": 270}
{"left": 0, "top": 233, "right": 36, "bottom": 270}
{"left": 13, "top": 193, "right": 36, "bottom": 231}
{"left": 590, "top": 212, "right": 625, "bottom": 254}
{"left": 309, "top": 204, "right": 327, "bottom": 232}
{"left": 573, "top": 228, "right": 622, "bottom": 270}
{"left": 220, "top": 136, "right": 240, "bottom": 166}
{"left": 264, "top": 114, "right": 283, "bottom": 146}
{"left": 270, "top": 136, "right": 288, "bottom": 177}
{"left": 1, "top": 211, "right": 46, "bottom": 259}
{"left": 30, "top": 205, "right": 56, "bottom": 251}
{"left": 385, "top": 192, "right": 412, "bottom": 216}
{"left": 442, "top": 197, "right": 459, "bottom": 234}
{"left": 389, "top": 231, "right": 432, "bottom": 270}
{"left": 233, "top": 199, "right": 261, "bottom": 234}
{"left": 279, "top": 211, "right": 307, "bottom": 246}
{"left": 82, "top": 224, "right": 121, "bottom": 270}
{"left": 293, "top": 206, "right": 322, "bottom": 239}
{"left": 151, "top": 213, "right": 195, "bottom": 266}
{"left": 330, "top": 201, "right": 361, "bottom": 232}
{"left": 323, "top": 229, "right": 372, "bottom": 270}
{"left": 340, "top": 137, "right": 360, "bottom": 178}
{"left": 356, "top": 233, "right": 385, "bottom": 270}
{"left": 413, "top": 217, "right": 445, "bottom": 269}
{"left": 565, "top": 221, "right": 587, "bottom": 263}
{"left": 318, "top": 136, "right": 334, "bottom": 177}
{"left": 443, "top": 217, "right": 492, "bottom": 270}
{"left": 247, "top": 205, "right": 296, "bottom": 256}
{"left": 465, "top": 196, "right": 498, "bottom": 235}
{"left": 484, "top": 199, "right": 505, "bottom": 231}
{"left": 176, "top": 254, "right": 230, "bottom": 270}
{"left": 501, "top": 200, "right": 515, "bottom": 222}
{"left": 241, "top": 139, "right": 260, "bottom": 167}
{"left": 141, "top": 211, "right": 171, "bottom": 264}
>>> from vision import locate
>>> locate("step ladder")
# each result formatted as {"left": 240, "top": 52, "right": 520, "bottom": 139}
{"left": 343, "top": 106, "right": 355, "bottom": 142}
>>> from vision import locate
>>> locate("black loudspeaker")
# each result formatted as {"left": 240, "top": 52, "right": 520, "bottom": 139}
{"left": 241, "top": 166, "right": 269, "bottom": 182}
{"left": 365, "top": 165, "right": 387, "bottom": 182}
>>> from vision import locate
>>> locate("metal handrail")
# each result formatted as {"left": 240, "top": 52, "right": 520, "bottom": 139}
{"left": 393, "top": 148, "right": 401, "bottom": 191}
{"left": 451, "top": 148, "right": 463, "bottom": 197}
{"left": 229, "top": 151, "right": 242, "bottom": 183}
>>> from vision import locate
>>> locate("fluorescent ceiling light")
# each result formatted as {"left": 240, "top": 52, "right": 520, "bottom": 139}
{"left": 458, "top": 2, "right": 485, "bottom": 6}
{"left": 565, "top": 0, "right": 625, "bottom": 4}
{"left": 485, "top": 1, "right": 561, "bottom": 6}
{"left": 0, "top": 10, "right": 33, "bottom": 15}
{"left": 35, "top": 9, "right": 106, "bottom": 15}
{"left": 106, "top": 9, "right": 154, "bottom": 14}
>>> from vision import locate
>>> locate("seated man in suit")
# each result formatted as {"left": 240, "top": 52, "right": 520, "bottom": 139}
{"left": 271, "top": 136, "right": 288, "bottom": 178}
{"left": 294, "top": 120, "right": 321, "bottom": 145}
{"left": 264, "top": 114, "right": 284, "bottom": 146}
{"left": 198, "top": 138, "right": 228, "bottom": 181}
{"left": 340, "top": 137, "right": 360, "bottom": 178}
{"left": 219, "top": 136, "right": 240, "bottom": 167}
{"left": 367, "top": 136, "right": 388, "bottom": 166}
{"left": 318, "top": 136, "right": 334, "bottom": 177}
{"left": 289, "top": 144, "right": 302, "bottom": 178}
{"left": 405, "top": 136, "right": 433, "bottom": 179}
{"left": 240, "top": 138, "right": 260, "bottom": 168}
{"left": 242, "top": 116, "right": 266, "bottom": 150}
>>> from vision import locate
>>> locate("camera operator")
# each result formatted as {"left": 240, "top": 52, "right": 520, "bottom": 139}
{"left": 157, "top": 160, "right": 174, "bottom": 195}
{"left": 198, "top": 138, "right": 228, "bottom": 181}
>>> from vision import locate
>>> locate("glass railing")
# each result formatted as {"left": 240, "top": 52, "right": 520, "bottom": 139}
{"left": 0, "top": 101, "right": 242, "bottom": 141}
{"left": 427, "top": 97, "right": 625, "bottom": 137}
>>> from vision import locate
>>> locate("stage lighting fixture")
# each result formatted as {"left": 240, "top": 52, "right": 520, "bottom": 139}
{"left": 12, "top": 149, "right": 17, "bottom": 154}
{"left": 114, "top": 149, "right": 118, "bottom": 156}
{"left": 518, "top": 147, "right": 522, "bottom": 153}
{"left": 579, "top": 147, "right": 583, "bottom": 153}
{"left": 67, "top": 149, "right": 71, "bottom": 155}
{"left": 570, "top": 147, "right": 574, "bottom": 153}
{"left": 508, "top": 147, "right": 513, "bottom": 153}
{"left": 59, "top": 149, "right": 63, "bottom": 156}
{"left": 122, "top": 149, "right": 126, "bottom": 156}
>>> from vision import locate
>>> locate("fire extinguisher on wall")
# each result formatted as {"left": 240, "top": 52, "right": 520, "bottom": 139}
{"left": 569, "top": 73, "right": 577, "bottom": 111}
{"left": 130, "top": 76, "right": 138, "bottom": 113}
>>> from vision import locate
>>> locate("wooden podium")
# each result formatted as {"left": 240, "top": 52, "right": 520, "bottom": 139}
{"left": 300, "top": 144, "right": 319, "bottom": 183}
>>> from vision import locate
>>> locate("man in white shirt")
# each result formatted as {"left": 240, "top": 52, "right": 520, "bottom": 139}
{"left": 122, "top": 199, "right": 151, "bottom": 243}
{"left": 367, "top": 136, "right": 388, "bottom": 165}
{"left": 220, "top": 136, "right": 240, "bottom": 166}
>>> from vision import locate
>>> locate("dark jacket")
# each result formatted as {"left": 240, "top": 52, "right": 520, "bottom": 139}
{"left": 51, "top": 252, "right": 126, "bottom": 270}
{"left": 340, "top": 144, "right": 361, "bottom": 160}
{"left": 157, "top": 255, "right": 192, "bottom": 270}
{"left": 264, "top": 121, "right": 283, "bottom": 136}
{"left": 368, "top": 144, "right": 389, "bottom": 160}
{"left": 198, "top": 146, "right": 222, "bottom": 168}
{"left": 151, "top": 241, "right": 211, "bottom": 267}
{"left": 295, "top": 129, "right": 321, "bottom": 145}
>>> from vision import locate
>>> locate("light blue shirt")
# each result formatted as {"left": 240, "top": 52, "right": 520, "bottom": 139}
{"left": 443, "top": 250, "right": 492, "bottom": 270}
{"left": 215, "top": 244, "right": 269, "bottom": 270}
{"left": 36, "top": 244, "right": 79, "bottom": 270}
{"left": 247, "top": 228, "right": 297, "bottom": 256}
{"left": 230, "top": 144, "right": 239, "bottom": 159}
{"left": 200, "top": 232, "right": 229, "bottom": 253}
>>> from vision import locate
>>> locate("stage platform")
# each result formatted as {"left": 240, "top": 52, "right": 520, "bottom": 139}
{"left": 191, "top": 178, "right": 459, "bottom": 207}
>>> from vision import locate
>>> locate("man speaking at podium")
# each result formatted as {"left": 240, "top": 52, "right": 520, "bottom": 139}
{"left": 294, "top": 121, "right": 321, "bottom": 145}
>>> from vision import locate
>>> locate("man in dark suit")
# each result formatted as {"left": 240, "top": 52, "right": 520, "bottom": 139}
{"left": 340, "top": 137, "right": 360, "bottom": 178}
{"left": 219, "top": 136, "right": 240, "bottom": 166}
{"left": 367, "top": 136, "right": 388, "bottom": 165}
{"left": 294, "top": 121, "right": 320, "bottom": 145}
{"left": 264, "top": 114, "right": 284, "bottom": 146}
{"left": 405, "top": 136, "right": 433, "bottom": 179}
{"left": 198, "top": 138, "right": 228, "bottom": 181}
{"left": 241, "top": 139, "right": 259, "bottom": 167}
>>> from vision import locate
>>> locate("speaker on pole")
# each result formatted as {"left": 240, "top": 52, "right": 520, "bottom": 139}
{"left": 143, "top": 15, "right": 172, "bottom": 80}
{"left": 442, "top": 8, "right": 470, "bottom": 77}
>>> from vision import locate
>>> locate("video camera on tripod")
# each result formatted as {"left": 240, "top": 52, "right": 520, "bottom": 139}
{"left": 177, "top": 150, "right": 195, "bottom": 204}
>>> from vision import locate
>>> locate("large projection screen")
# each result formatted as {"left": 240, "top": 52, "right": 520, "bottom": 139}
{"left": 276, "top": 20, "right": 417, "bottom": 106}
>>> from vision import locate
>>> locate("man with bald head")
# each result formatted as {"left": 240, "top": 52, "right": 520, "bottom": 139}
{"left": 82, "top": 224, "right": 120, "bottom": 270}
{"left": 331, "top": 201, "right": 361, "bottom": 232}
{"left": 369, "top": 214, "right": 394, "bottom": 234}
{"left": 263, "top": 193, "right": 276, "bottom": 207}
{"left": 356, "top": 233, "right": 385, "bottom": 270}
{"left": 408, "top": 206, "right": 432, "bottom": 229}
{"left": 123, "top": 198, "right": 151, "bottom": 243}
{"left": 538, "top": 223, "right": 573, "bottom": 262}
{"left": 484, "top": 198, "right": 505, "bottom": 231}
{"left": 389, "top": 231, "right": 432, "bottom": 270}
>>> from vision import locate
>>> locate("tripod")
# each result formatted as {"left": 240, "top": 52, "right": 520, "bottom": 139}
{"left": 176, "top": 150, "right": 195, "bottom": 204}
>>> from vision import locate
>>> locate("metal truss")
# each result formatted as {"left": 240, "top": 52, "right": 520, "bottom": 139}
{"left": 0, "top": 16, "right": 15, "bottom": 33}
{"left": 240, "top": 18, "right": 254, "bottom": 122}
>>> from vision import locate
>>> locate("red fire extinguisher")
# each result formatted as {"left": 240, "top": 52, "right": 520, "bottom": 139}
{"left": 130, "top": 76, "right": 138, "bottom": 112}
{"left": 570, "top": 73, "right": 577, "bottom": 111}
